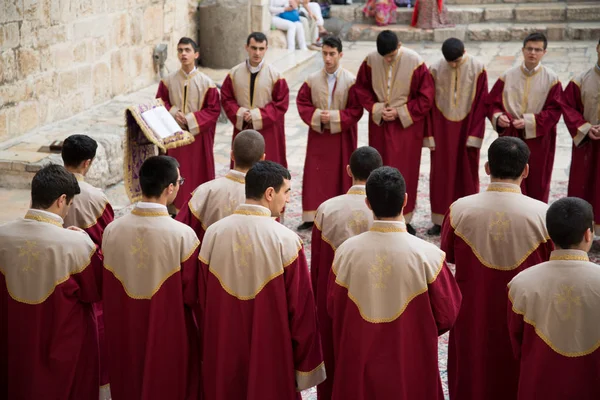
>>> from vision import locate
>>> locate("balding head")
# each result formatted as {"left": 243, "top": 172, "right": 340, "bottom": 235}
{"left": 232, "top": 130, "right": 265, "bottom": 170}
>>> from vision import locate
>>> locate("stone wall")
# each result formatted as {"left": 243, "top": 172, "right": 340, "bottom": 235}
{"left": 0, "top": 0, "right": 198, "bottom": 141}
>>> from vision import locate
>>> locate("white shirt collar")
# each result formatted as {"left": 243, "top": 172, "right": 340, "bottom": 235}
{"left": 182, "top": 66, "right": 197, "bottom": 77}
{"left": 522, "top": 62, "right": 542, "bottom": 74}
{"left": 33, "top": 209, "right": 65, "bottom": 224}
{"left": 136, "top": 202, "right": 168, "bottom": 211}
{"left": 326, "top": 67, "right": 340, "bottom": 79}
{"left": 246, "top": 59, "right": 265, "bottom": 74}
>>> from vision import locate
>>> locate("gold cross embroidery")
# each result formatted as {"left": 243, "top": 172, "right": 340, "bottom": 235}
{"left": 554, "top": 284, "right": 582, "bottom": 320}
{"left": 369, "top": 254, "right": 392, "bottom": 290}
{"left": 18, "top": 240, "right": 40, "bottom": 273}
{"left": 347, "top": 211, "right": 368, "bottom": 235}
{"left": 489, "top": 212, "right": 510, "bottom": 242}
{"left": 223, "top": 198, "right": 239, "bottom": 216}
{"left": 234, "top": 234, "right": 253, "bottom": 269}
{"left": 130, "top": 234, "right": 150, "bottom": 269}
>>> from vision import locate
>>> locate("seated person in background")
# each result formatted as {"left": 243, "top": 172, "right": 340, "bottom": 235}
{"left": 270, "top": 0, "right": 308, "bottom": 51}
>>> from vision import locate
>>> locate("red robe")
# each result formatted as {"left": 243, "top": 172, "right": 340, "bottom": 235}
{"left": 296, "top": 68, "right": 363, "bottom": 222}
{"left": 440, "top": 183, "right": 554, "bottom": 400}
{"left": 562, "top": 68, "right": 600, "bottom": 235}
{"left": 0, "top": 210, "right": 102, "bottom": 400}
{"left": 156, "top": 71, "right": 221, "bottom": 210}
{"left": 328, "top": 220, "right": 461, "bottom": 400}
{"left": 221, "top": 62, "right": 290, "bottom": 168}
{"left": 102, "top": 206, "right": 201, "bottom": 400}
{"left": 199, "top": 204, "right": 326, "bottom": 400}
{"left": 487, "top": 65, "right": 563, "bottom": 203}
{"left": 354, "top": 48, "right": 435, "bottom": 222}
{"left": 428, "top": 56, "right": 488, "bottom": 225}
{"left": 508, "top": 249, "right": 600, "bottom": 400}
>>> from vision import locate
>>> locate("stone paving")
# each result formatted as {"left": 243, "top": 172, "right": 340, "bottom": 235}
{"left": 0, "top": 40, "right": 598, "bottom": 227}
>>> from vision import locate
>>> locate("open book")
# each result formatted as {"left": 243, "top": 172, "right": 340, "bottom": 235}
{"left": 141, "top": 106, "right": 182, "bottom": 140}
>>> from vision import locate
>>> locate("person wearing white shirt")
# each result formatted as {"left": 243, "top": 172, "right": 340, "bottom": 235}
{"left": 270, "top": 0, "right": 308, "bottom": 51}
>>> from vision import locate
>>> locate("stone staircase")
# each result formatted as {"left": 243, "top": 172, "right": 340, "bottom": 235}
{"left": 332, "top": 1, "right": 600, "bottom": 42}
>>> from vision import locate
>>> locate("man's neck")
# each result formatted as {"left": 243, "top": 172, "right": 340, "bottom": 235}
{"left": 65, "top": 166, "right": 86, "bottom": 176}
{"left": 234, "top": 166, "right": 250, "bottom": 174}
{"left": 140, "top": 196, "right": 168, "bottom": 207}
{"left": 245, "top": 199, "right": 270, "bottom": 210}
{"left": 556, "top": 244, "right": 590, "bottom": 253}
{"left": 490, "top": 178, "right": 523, "bottom": 186}
{"left": 351, "top": 179, "right": 366, "bottom": 186}
{"left": 524, "top": 61, "right": 540, "bottom": 71}
{"left": 31, "top": 207, "right": 62, "bottom": 219}
{"left": 325, "top": 65, "right": 340, "bottom": 75}
{"left": 182, "top": 64, "right": 195, "bottom": 74}
{"left": 374, "top": 215, "right": 405, "bottom": 222}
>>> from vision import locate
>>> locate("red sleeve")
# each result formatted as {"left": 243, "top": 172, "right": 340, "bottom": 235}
{"left": 354, "top": 60, "right": 377, "bottom": 113}
{"left": 297, "top": 82, "right": 318, "bottom": 128}
{"left": 175, "top": 201, "right": 207, "bottom": 244}
{"left": 507, "top": 292, "right": 525, "bottom": 360}
{"left": 72, "top": 250, "right": 103, "bottom": 303}
{"left": 189, "top": 87, "right": 221, "bottom": 134}
{"left": 487, "top": 78, "right": 510, "bottom": 133}
{"left": 256, "top": 78, "right": 290, "bottom": 129}
{"left": 338, "top": 85, "right": 364, "bottom": 130}
{"left": 440, "top": 210, "right": 455, "bottom": 264}
{"left": 310, "top": 224, "right": 322, "bottom": 297}
{"left": 84, "top": 204, "right": 115, "bottom": 250}
{"left": 156, "top": 80, "right": 172, "bottom": 110}
{"left": 405, "top": 63, "right": 435, "bottom": 125}
{"left": 428, "top": 261, "right": 462, "bottom": 336}
{"left": 526, "top": 82, "right": 563, "bottom": 138}
{"left": 468, "top": 70, "right": 489, "bottom": 141}
{"left": 561, "top": 81, "right": 590, "bottom": 145}
{"left": 284, "top": 247, "right": 324, "bottom": 387}
{"left": 181, "top": 246, "right": 200, "bottom": 307}
{"left": 0, "top": 273, "right": 6, "bottom": 394}
{"left": 220, "top": 75, "right": 241, "bottom": 125}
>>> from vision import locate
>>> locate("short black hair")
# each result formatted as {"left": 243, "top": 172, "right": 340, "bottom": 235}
{"left": 350, "top": 146, "right": 383, "bottom": 181}
{"left": 322, "top": 36, "right": 342, "bottom": 53}
{"left": 61, "top": 134, "right": 98, "bottom": 168}
{"left": 178, "top": 37, "right": 198, "bottom": 52}
{"left": 366, "top": 166, "right": 406, "bottom": 219}
{"left": 245, "top": 160, "right": 291, "bottom": 200}
{"left": 488, "top": 137, "right": 530, "bottom": 180}
{"left": 376, "top": 30, "right": 399, "bottom": 56}
{"left": 139, "top": 155, "right": 180, "bottom": 198}
{"left": 546, "top": 197, "right": 594, "bottom": 249}
{"left": 247, "top": 32, "right": 268, "bottom": 46}
{"left": 233, "top": 130, "right": 265, "bottom": 169}
{"left": 31, "top": 164, "right": 80, "bottom": 209}
{"left": 523, "top": 32, "right": 547, "bottom": 50}
{"left": 442, "top": 38, "right": 465, "bottom": 62}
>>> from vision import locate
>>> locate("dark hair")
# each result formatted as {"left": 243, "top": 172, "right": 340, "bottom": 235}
{"left": 178, "top": 37, "right": 198, "bottom": 52}
{"left": 442, "top": 38, "right": 465, "bottom": 62}
{"left": 350, "top": 146, "right": 383, "bottom": 181}
{"left": 245, "top": 160, "right": 291, "bottom": 200}
{"left": 366, "top": 166, "right": 406, "bottom": 218}
{"left": 31, "top": 164, "right": 80, "bottom": 209}
{"left": 546, "top": 197, "right": 594, "bottom": 249}
{"left": 376, "top": 30, "right": 399, "bottom": 56}
{"left": 139, "top": 155, "right": 180, "bottom": 198}
{"left": 523, "top": 32, "right": 547, "bottom": 50}
{"left": 233, "top": 130, "right": 265, "bottom": 169}
{"left": 61, "top": 134, "right": 98, "bottom": 168}
{"left": 247, "top": 32, "right": 268, "bottom": 46}
{"left": 322, "top": 36, "right": 342, "bottom": 53}
{"left": 488, "top": 137, "right": 530, "bottom": 180}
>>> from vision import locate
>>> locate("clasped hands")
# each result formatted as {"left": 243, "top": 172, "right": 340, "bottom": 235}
{"left": 498, "top": 114, "right": 524, "bottom": 130}
{"left": 175, "top": 111, "right": 188, "bottom": 128}
{"left": 382, "top": 107, "right": 398, "bottom": 122}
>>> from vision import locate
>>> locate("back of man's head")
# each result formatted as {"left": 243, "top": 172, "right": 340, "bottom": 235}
{"left": 546, "top": 197, "right": 594, "bottom": 250}
{"left": 366, "top": 166, "right": 406, "bottom": 219}
{"left": 376, "top": 30, "right": 399, "bottom": 56}
{"left": 488, "top": 137, "right": 530, "bottom": 180}
{"left": 441, "top": 38, "right": 465, "bottom": 62}
{"left": 31, "top": 164, "right": 80, "bottom": 210}
{"left": 139, "top": 156, "right": 179, "bottom": 199}
{"left": 61, "top": 134, "right": 98, "bottom": 168}
{"left": 245, "top": 160, "right": 291, "bottom": 200}
{"left": 233, "top": 130, "right": 265, "bottom": 169}
{"left": 350, "top": 146, "right": 383, "bottom": 182}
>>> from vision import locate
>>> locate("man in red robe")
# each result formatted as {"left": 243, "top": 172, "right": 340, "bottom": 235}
{"left": 441, "top": 137, "right": 554, "bottom": 400}
{"left": 176, "top": 129, "right": 265, "bottom": 242}
{"left": 296, "top": 36, "right": 363, "bottom": 230}
{"left": 328, "top": 166, "right": 461, "bottom": 399}
{"left": 0, "top": 164, "right": 102, "bottom": 400}
{"left": 199, "top": 161, "right": 325, "bottom": 400}
{"left": 221, "top": 32, "right": 290, "bottom": 168}
{"left": 102, "top": 156, "right": 201, "bottom": 400}
{"left": 508, "top": 197, "right": 600, "bottom": 400}
{"left": 156, "top": 37, "right": 221, "bottom": 211}
{"left": 562, "top": 40, "right": 600, "bottom": 236}
{"left": 487, "top": 32, "right": 562, "bottom": 203}
{"left": 426, "top": 38, "right": 488, "bottom": 236}
{"left": 62, "top": 134, "right": 114, "bottom": 399}
{"left": 354, "top": 30, "right": 435, "bottom": 235}
{"left": 311, "top": 146, "right": 382, "bottom": 400}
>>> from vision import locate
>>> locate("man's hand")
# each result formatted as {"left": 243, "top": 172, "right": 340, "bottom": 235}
{"left": 589, "top": 125, "right": 600, "bottom": 140}
{"left": 382, "top": 107, "right": 398, "bottom": 122}
{"left": 175, "top": 111, "right": 187, "bottom": 127}
{"left": 321, "top": 111, "right": 330, "bottom": 124}
{"left": 498, "top": 114, "right": 511, "bottom": 128}
{"left": 243, "top": 111, "right": 252, "bottom": 123}
{"left": 512, "top": 119, "right": 525, "bottom": 130}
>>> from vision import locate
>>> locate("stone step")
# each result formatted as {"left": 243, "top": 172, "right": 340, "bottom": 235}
{"left": 332, "top": 2, "right": 600, "bottom": 24}
{"left": 346, "top": 22, "right": 600, "bottom": 42}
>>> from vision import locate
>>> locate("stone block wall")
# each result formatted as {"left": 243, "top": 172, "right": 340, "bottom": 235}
{"left": 0, "top": 0, "right": 198, "bottom": 141}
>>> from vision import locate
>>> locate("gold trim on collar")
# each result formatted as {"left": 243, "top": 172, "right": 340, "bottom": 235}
{"left": 370, "top": 225, "right": 407, "bottom": 233}
{"left": 234, "top": 209, "right": 271, "bottom": 217}
{"left": 347, "top": 188, "right": 366, "bottom": 195}
{"left": 486, "top": 186, "right": 521, "bottom": 194}
{"left": 131, "top": 208, "right": 170, "bottom": 217}
{"left": 24, "top": 212, "right": 63, "bottom": 228}
{"left": 550, "top": 254, "right": 589, "bottom": 262}
{"left": 225, "top": 173, "right": 245, "bottom": 184}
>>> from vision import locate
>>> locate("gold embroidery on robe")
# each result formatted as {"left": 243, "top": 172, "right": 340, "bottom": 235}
{"left": 162, "top": 70, "right": 216, "bottom": 122}
{"left": 501, "top": 65, "right": 559, "bottom": 119}
{"left": 305, "top": 68, "right": 356, "bottom": 133}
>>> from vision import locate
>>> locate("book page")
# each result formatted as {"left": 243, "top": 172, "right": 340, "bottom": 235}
{"left": 141, "top": 106, "right": 182, "bottom": 140}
